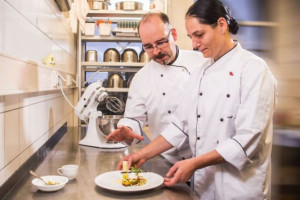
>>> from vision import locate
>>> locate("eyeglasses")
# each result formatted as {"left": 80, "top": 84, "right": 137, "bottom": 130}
{"left": 142, "top": 30, "right": 171, "bottom": 52}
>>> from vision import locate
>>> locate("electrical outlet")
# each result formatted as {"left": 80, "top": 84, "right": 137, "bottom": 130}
{"left": 51, "top": 71, "right": 59, "bottom": 88}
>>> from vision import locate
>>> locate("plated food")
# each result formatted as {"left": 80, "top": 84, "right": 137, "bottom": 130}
{"left": 45, "top": 180, "right": 60, "bottom": 185}
{"left": 121, "top": 161, "right": 146, "bottom": 187}
{"left": 94, "top": 169, "right": 163, "bottom": 192}
{"left": 32, "top": 175, "right": 69, "bottom": 192}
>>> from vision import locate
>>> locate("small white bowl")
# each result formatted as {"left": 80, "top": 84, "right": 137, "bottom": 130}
{"left": 32, "top": 175, "right": 68, "bottom": 192}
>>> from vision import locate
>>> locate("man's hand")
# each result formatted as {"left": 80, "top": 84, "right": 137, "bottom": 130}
{"left": 106, "top": 126, "right": 144, "bottom": 144}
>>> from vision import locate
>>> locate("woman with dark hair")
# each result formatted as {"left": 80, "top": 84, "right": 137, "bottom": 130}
{"left": 117, "top": 0, "right": 277, "bottom": 199}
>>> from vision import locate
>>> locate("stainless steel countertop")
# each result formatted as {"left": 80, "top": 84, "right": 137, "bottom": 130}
{"left": 3, "top": 127, "right": 198, "bottom": 200}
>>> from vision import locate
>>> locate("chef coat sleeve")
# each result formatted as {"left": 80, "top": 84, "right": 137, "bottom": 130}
{"left": 216, "top": 58, "right": 277, "bottom": 171}
{"left": 117, "top": 76, "right": 146, "bottom": 145}
{"left": 161, "top": 88, "right": 190, "bottom": 150}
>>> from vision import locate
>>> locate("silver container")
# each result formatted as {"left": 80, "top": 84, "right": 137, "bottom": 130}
{"left": 116, "top": 1, "right": 143, "bottom": 11}
{"left": 103, "top": 48, "right": 120, "bottom": 62}
{"left": 98, "top": 115, "right": 123, "bottom": 136}
{"left": 122, "top": 48, "right": 138, "bottom": 62}
{"left": 127, "top": 73, "right": 135, "bottom": 88}
{"left": 139, "top": 50, "right": 151, "bottom": 63}
{"left": 86, "top": 50, "right": 98, "bottom": 62}
{"left": 107, "top": 73, "right": 124, "bottom": 88}
{"left": 92, "top": 0, "right": 110, "bottom": 10}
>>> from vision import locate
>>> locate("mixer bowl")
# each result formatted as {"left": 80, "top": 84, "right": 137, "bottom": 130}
{"left": 98, "top": 115, "right": 123, "bottom": 136}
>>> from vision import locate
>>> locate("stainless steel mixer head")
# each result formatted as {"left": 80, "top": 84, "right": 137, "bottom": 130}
{"left": 105, "top": 96, "right": 125, "bottom": 113}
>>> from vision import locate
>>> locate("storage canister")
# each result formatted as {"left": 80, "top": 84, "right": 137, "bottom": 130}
{"left": 97, "top": 20, "right": 112, "bottom": 36}
{"left": 86, "top": 50, "right": 98, "bottom": 62}
{"left": 139, "top": 50, "right": 151, "bottom": 63}
{"left": 84, "top": 22, "right": 96, "bottom": 36}
{"left": 107, "top": 73, "right": 124, "bottom": 88}
{"left": 103, "top": 48, "right": 120, "bottom": 62}
{"left": 122, "top": 49, "right": 138, "bottom": 62}
{"left": 92, "top": 0, "right": 110, "bottom": 10}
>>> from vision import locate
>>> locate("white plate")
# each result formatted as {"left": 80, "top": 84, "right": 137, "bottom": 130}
{"left": 32, "top": 175, "right": 69, "bottom": 192}
{"left": 94, "top": 171, "right": 164, "bottom": 192}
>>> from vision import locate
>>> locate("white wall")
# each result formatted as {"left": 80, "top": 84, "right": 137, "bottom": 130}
{"left": 167, "top": 0, "right": 194, "bottom": 50}
{"left": 0, "top": 0, "right": 77, "bottom": 186}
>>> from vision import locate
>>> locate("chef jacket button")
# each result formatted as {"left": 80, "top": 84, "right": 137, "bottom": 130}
{"left": 161, "top": 74, "right": 163, "bottom": 77}
{"left": 217, "top": 140, "right": 219, "bottom": 144}
{"left": 163, "top": 92, "right": 165, "bottom": 95}
{"left": 197, "top": 114, "right": 201, "bottom": 118}
{"left": 226, "top": 94, "right": 230, "bottom": 98}
{"left": 199, "top": 92, "right": 203, "bottom": 96}
{"left": 220, "top": 118, "right": 224, "bottom": 122}
{"left": 168, "top": 110, "right": 171, "bottom": 114}
{"left": 197, "top": 137, "right": 200, "bottom": 140}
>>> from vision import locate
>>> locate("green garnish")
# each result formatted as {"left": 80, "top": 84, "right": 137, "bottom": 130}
{"left": 130, "top": 166, "right": 142, "bottom": 175}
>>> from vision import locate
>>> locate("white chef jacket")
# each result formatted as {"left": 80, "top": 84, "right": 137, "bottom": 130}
{"left": 118, "top": 48, "right": 205, "bottom": 164}
{"left": 161, "top": 43, "right": 277, "bottom": 199}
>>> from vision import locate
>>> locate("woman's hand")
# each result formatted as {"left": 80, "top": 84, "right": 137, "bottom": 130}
{"left": 117, "top": 153, "right": 146, "bottom": 170}
{"left": 164, "top": 150, "right": 225, "bottom": 187}
{"left": 117, "top": 135, "right": 174, "bottom": 171}
{"left": 164, "top": 158, "right": 197, "bottom": 187}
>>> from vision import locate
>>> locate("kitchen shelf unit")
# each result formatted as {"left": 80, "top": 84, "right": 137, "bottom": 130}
{"left": 81, "top": 35, "right": 141, "bottom": 42}
{"left": 78, "top": 10, "right": 145, "bottom": 89}
{"left": 77, "top": 9, "right": 147, "bottom": 124}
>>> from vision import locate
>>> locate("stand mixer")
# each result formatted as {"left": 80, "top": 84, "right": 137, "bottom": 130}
{"left": 75, "top": 80, "right": 126, "bottom": 149}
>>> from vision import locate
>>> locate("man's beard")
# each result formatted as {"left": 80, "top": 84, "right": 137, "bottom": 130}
{"left": 153, "top": 52, "right": 169, "bottom": 65}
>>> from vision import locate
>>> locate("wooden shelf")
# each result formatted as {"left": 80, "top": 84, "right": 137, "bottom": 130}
{"left": 87, "top": 10, "right": 147, "bottom": 18}
{"left": 81, "top": 87, "right": 129, "bottom": 92}
{"left": 85, "top": 67, "right": 139, "bottom": 73}
{"left": 82, "top": 35, "right": 141, "bottom": 42}
{"left": 82, "top": 61, "right": 145, "bottom": 67}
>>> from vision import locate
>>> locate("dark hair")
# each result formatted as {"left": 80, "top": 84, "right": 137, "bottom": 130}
{"left": 186, "top": 0, "right": 239, "bottom": 35}
{"left": 137, "top": 12, "right": 170, "bottom": 33}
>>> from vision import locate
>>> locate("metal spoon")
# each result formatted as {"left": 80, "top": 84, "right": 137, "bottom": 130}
{"left": 29, "top": 170, "right": 49, "bottom": 185}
